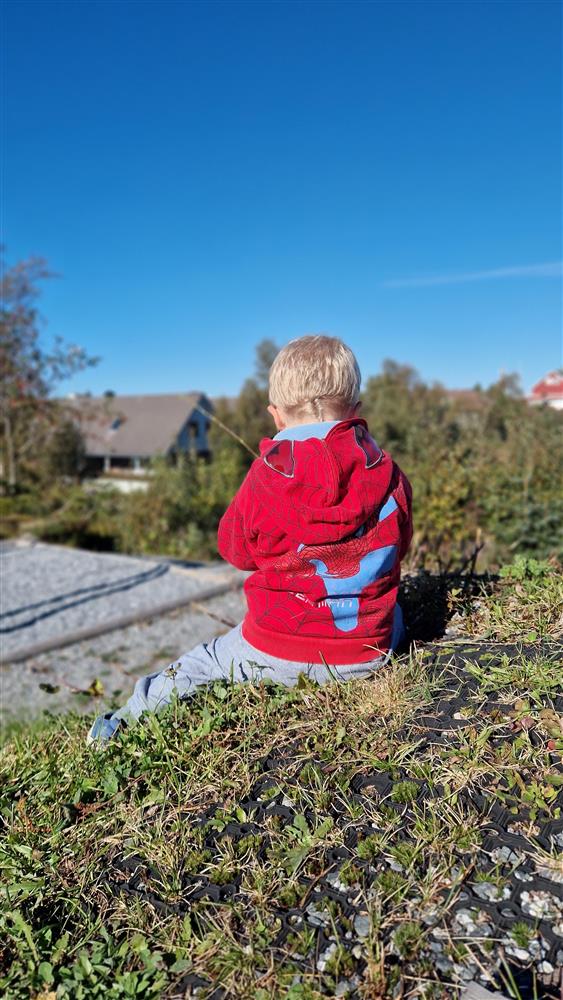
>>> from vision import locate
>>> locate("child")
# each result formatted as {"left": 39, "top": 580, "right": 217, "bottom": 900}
{"left": 88, "top": 336, "right": 412, "bottom": 745}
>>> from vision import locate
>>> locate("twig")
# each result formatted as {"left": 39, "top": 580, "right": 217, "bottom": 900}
{"left": 189, "top": 600, "right": 237, "bottom": 630}
{"left": 196, "top": 404, "right": 259, "bottom": 459}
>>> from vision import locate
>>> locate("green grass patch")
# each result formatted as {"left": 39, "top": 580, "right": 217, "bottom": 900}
{"left": 1, "top": 565, "right": 562, "bottom": 998}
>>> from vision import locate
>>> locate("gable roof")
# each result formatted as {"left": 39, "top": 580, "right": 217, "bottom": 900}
{"left": 71, "top": 392, "right": 210, "bottom": 458}
{"left": 444, "top": 388, "right": 486, "bottom": 411}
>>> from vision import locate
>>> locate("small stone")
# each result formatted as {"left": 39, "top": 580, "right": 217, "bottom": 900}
{"left": 305, "top": 902, "right": 331, "bottom": 927}
{"left": 436, "top": 957, "right": 454, "bottom": 974}
{"left": 538, "top": 961, "right": 554, "bottom": 974}
{"left": 505, "top": 944, "right": 532, "bottom": 962}
{"left": 520, "top": 889, "right": 563, "bottom": 920}
{"left": 421, "top": 905, "right": 441, "bottom": 925}
{"left": 491, "top": 845, "right": 521, "bottom": 864}
{"left": 316, "top": 941, "right": 337, "bottom": 972}
{"left": 536, "top": 863, "right": 563, "bottom": 884}
{"left": 335, "top": 980, "right": 354, "bottom": 997}
{"left": 473, "top": 881, "right": 510, "bottom": 901}
{"left": 353, "top": 913, "right": 371, "bottom": 938}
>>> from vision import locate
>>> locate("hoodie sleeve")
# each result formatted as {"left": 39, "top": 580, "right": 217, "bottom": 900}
{"left": 397, "top": 470, "right": 413, "bottom": 561}
{"left": 217, "top": 465, "right": 260, "bottom": 570}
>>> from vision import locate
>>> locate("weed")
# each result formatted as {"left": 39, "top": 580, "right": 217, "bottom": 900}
{"left": 393, "top": 920, "right": 424, "bottom": 959}
{"left": 511, "top": 921, "right": 534, "bottom": 949}
{"left": 356, "top": 834, "right": 383, "bottom": 862}
{"left": 374, "top": 869, "right": 408, "bottom": 898}
{"left": 390, "top": 780, "right": 419, "bottom": 804}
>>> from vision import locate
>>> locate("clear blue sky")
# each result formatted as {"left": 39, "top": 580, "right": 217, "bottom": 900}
{"left": 4, "top": 0, "right": 562, "bottom": 397}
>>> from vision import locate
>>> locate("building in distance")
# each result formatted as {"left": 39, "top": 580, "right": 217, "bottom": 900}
{"left": 70, "top": 391, "right": 212, "bottom": 490}
{"left": 528, "top": 370, "right": 563, "bottom": 410}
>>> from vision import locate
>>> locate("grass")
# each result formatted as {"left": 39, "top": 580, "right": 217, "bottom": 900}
{"left": 452, "top": 555, "right": 563, "bottom": 642}
{"left": 1, "top": 558, "right": 562, "bottom": 999}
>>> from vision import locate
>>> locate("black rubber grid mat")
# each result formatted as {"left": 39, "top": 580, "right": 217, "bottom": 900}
{"left": 102, "top": 641, "right": 563, "bottom": 998}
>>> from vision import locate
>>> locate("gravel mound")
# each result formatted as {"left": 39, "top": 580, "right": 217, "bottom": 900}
{"left": 0, "top": 541, "right": 243, "bottom": 660}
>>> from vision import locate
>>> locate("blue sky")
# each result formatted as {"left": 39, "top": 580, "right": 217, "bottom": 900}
{"left": 4, "top": 0, "right": 562, "bottom": 397}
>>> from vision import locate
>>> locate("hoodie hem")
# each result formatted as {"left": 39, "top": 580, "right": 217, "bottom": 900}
{"left": 241, "top": 616, "right": 389, "bottom": 665}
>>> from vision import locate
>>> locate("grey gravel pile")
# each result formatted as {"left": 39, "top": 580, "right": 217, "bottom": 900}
{"left": 0, "top": 540, "right": 246, "bottom": 723}
{"left": 1, "top": 541, "right": 243, "bottom": 659}
{"left": 1, "top": 589, "right": 247, "bottom": 723}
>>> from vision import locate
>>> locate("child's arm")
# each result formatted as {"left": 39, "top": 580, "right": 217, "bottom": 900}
{"left": 217, "top": 467, "right": 260, "bottom": 570}
{"left": 397, "top": 471, "right": 413, "bottom": 561}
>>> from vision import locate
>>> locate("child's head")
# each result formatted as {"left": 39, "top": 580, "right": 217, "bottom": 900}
{"left": 268, "top": 335, "right": 361, "bottom": 429}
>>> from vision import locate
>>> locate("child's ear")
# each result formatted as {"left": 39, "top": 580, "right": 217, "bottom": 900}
{"left": 267, "top": 404, "right": 286, "bottom": 431}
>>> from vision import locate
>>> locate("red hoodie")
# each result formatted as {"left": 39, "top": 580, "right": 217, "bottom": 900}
{"left": 217, "top": 418, "right": 412, "bottom": 664}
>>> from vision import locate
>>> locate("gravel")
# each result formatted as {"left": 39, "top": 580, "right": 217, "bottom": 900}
{"left": 1, "top": 540, "right": 247, "bottom": 723}
{"left": 1, "top": 589, "right": 247, "bottom": 723}
{"left": 1, "top": 540, "right": 244, "bottom": 658}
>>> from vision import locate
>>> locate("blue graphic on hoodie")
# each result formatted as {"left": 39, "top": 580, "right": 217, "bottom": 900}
{"left": 300, "top": 493, "right": 399, "bottom": 632}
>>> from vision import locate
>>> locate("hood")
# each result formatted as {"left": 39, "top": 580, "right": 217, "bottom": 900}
{"left": 257, "top": 418, "right": 396, "bottom": 545}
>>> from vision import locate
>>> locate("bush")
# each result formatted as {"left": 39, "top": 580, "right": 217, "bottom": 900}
{"left": 4, "top": 348, "right": 563, "bottom": 570}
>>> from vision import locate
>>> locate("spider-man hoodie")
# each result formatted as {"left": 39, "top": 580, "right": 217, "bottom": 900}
{"left": 217, "top": 418, "right": 413, "bottom": 664}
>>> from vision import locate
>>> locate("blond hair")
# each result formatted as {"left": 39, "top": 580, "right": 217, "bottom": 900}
{"left": 269, "top": 335, "right": 361, "bottom": 422}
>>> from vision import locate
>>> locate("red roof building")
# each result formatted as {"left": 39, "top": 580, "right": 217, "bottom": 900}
{"left": 528, "top": 370, "right": 563, "bottom": 410}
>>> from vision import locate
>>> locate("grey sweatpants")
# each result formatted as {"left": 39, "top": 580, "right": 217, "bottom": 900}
{"left": 113, "top": 607, "right": 404, "bottom": 723}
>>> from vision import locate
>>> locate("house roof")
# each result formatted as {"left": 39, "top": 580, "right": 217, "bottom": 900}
{"left": 444, "top": 388, "right": 486, "bottom": 410}
{"left": 529, "top": 370, "right": 563, "bottom": 402}
{"left": 71, "top": 392, "right": 210, "bottom": 458}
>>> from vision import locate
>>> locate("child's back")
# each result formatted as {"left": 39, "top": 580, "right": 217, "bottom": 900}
{"left": 219, "top": 416, "right": 411, "bottom": 663}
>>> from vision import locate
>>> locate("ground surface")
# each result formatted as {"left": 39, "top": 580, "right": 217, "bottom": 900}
{"left": 0, "top": 540, "right": 244, "bottom": 660}
{"left": 0, "top": 590, "right": 247, "bottom": 724}
{"left": 1, "top": 541, "right": 246, "bottom": 723}
{"left": 1, "top": 559, "right": 562, "bottom": 1000}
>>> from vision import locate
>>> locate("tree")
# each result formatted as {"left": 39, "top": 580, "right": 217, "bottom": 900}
{"left": 253, "top": 338, "right": 279, "bottom": 388}
{"left": 0, "top": 253, "right": 97, "bottom": 491}
{"left": 44, "top": 419, "right": 87, "bottom": 481}
{"left": 209, "top": 339, "right": 279, "bottom": 466}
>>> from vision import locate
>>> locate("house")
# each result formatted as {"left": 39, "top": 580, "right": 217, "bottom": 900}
{"left": 71, "top": 392, "right": 213, "bottom": 485}
{"left": 528, "top": 370, "right": 563, "bottom": 410}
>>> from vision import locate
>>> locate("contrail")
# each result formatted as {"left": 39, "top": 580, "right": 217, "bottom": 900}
{"left": 382, "top": 260, "right": 562, "bottom": 288}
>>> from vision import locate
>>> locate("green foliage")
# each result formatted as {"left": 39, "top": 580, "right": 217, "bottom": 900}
{"left": 467, "top": 556, "right": 563, "bottom": 641}
{"left": 499, "top": 555, "right": 552, "bottom": 580}
{"left": 392, "top": 920, "right": 424, "bottom": 959}
{"left": 43, "top": 419, "right": 86, "bottom": 481}
{"left": 0, "top": 253, "right": 97, "bottom": 492}
{"left": 362, "top": 360, "right": 563, "bottom": 568}
{"left": 115, "top": 450, "right": 245, "bottom": 559}
{"left": 5, "top": 337, "right": 563, "bottom": 570}
{"left": 1, "top": 609, "right": 561, "bottom": 996}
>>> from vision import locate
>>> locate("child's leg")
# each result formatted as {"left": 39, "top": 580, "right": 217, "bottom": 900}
{"left": 112, "top": 624, "right": 279, "bottom": 723}
{"left": 116, "top": 606, "right": 406, "bottom": 722}
{"left": 89, "top": 608, "right": 405, "bottom": 743}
